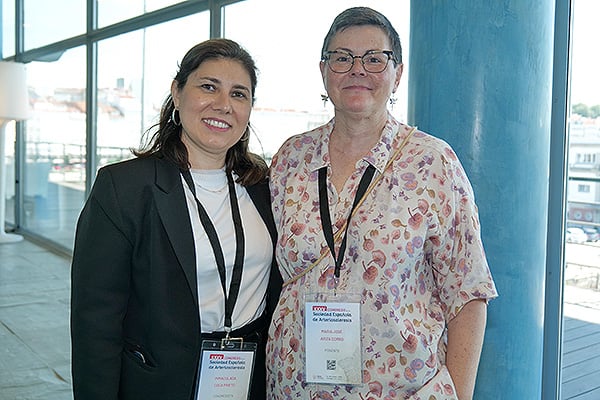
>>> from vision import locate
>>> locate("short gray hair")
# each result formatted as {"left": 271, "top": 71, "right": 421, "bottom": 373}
{"left": 321, "top": 7, "right": 403, "bottom": 66}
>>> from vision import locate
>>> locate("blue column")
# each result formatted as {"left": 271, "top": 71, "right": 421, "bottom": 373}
{"left": 408, "top": 1, "right": 555, "bottom": 399}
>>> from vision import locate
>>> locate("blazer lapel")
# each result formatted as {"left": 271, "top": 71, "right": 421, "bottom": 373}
{"left": 246, "top": 180, "right": 277, "bottom": 245}
{"left": 152, "top": 158, "right": 198, "bottom": 305}
{"left": 246, "top": 179, "right": 282, "bottom": 316}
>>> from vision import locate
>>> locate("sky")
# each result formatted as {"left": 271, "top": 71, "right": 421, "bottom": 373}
{"left": 570, "top": 0, "right": 600, "bottom": 106}
{"left": 3, "top": 0, "right": 598, "bottom": 109}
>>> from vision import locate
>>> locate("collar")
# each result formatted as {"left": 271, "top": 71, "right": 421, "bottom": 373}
{"left": 306, "top": 112, "right": 408, "bottom": 174}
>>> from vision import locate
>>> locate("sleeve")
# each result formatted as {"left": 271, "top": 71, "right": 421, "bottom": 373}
{"left": 430, "top": 147, "right": 498, "bottom": 322}
{"left": 70, "top": 168, "right": 133, "bottom": 400}
{"left": 407, "top": 365, "right": 458, "bottom": 400}
{"left": 268, "top": 139, "right": 290, "bottom": 230}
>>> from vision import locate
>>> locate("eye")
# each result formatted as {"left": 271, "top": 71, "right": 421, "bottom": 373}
{"left": 231, "top": 90, "right": 249, "bottom": 99}
{"left": 200, "top": 83, "right": 216, "bottom": 92}
{"left": 365, "top": 54, "right": 384, "bottom": 64}
{"left": 334, "top": 54, "right": 351, "bottom": 63}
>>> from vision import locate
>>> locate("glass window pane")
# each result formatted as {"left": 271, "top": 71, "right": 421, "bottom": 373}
{"left": 561, "top": 0, "right": 600, "bottom": 395}
{"left": 97, "top": 0, "right": 187, "bottom": 27}
{"left": 24, "top": 46, "right": 86, "bottom": 248}
{"left": 2, "top": 0, "right": 15, "bottom": 57}
{"left": 223, "top": 0, "right": 410, "bottom": 162}
{"left": 24, "top": 0, "right": 86, "bottom": 50}
{"left": 3, "top": 121, "right": 17, "bottom": 225}
{"left": 97, "top": 12, "right": 209, "bottom": 169}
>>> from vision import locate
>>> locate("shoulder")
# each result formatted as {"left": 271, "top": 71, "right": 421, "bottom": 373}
{"left": 405, "top": 129, "right": 476, "bottom": 197}
{"left": 401, "top": 128, "right": 466, "bottom": 172}
{"left": 410, "top": 129, "right": 456, "bottom": 157}
{"left": 98, "top": 155, "right": 177, "bottom": 181}
{"left": 245, "top": 177, "right": 270, "bottom": 201}
{"left": 272, "top": 120, "right": 333, "bottom": 171}
{"left": 93, "top": 156, "right": 181, "bottom": 199}
{"left": 277, "top": 120, "right": 331, "bottom": 155}
{"left": 98, "top": 156, "right": 157, "bottom": 176}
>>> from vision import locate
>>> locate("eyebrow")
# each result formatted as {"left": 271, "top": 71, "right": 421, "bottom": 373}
{"left": 330, "top": 47, "right": 382, "bottom": 55}
{"left": 197, "top": 76, "right": 251, "bottom": 94}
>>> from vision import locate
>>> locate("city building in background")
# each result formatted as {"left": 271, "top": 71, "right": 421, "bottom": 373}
{"left": 567, "top": 115, "right": 600, "bottom": 237}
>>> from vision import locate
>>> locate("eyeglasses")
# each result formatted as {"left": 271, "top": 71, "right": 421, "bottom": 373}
{"left": 322, "top": 50, "right": 395, "bottom": 73}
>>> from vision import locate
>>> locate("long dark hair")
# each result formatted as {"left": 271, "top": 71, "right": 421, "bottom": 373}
{"left": 135, "top": 38, "right": 267, "bottom": 186}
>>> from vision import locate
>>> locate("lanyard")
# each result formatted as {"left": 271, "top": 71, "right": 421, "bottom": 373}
{"left": 181, "top": 169, "right": 245, "bottom": 331}
{"left": 318, "top": 164, "right": 376, "bottom": 280}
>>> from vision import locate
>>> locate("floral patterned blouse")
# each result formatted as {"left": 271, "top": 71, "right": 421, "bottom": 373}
{"left": 267, "top": 114, "right": 498, "bottom": 399}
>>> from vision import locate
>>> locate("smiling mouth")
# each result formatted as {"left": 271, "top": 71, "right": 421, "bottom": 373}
{"left": 345, "top": 85, "right": 370, "bottom": 90}
{"left": 203, "top": 118, "right": 231, "bottom": 129}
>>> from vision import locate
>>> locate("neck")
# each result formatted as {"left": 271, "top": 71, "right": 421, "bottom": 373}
{"left": 332, "top": 108, "right": 388, "bottom": 143}
{"left": 187, "top": 151, "right": 227, "bottom": 170}
{"left": 189, "top": 159, "right": 226, "bottom": 170}
{"left": 330, "top": 119, "right": 386, "bottom": 155}
{"left": 182, "top": 135, "right": 228, "bottom": 170}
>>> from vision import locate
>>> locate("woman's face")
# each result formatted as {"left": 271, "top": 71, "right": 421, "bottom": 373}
{"left": 172, "top": 58, "right": 253, "bottom": 169}
{"left": 320, "top": 25, "right": 403, "bottom": 117}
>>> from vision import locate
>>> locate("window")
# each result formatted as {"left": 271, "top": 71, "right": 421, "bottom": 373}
{"left": 24, "top": 0, "right": 86, "bottom": 50}
{"left": 23, "top": 47, "right": 87, "bottom": 247}
{"left": 562, "top": 0, "right": 600, "bottom": 398}
{"left": 97, "top": 0, "right": 186, "bottom": 27}
{"left": 578, "top": 184, "right": 590, "bottom": 193}
{"left": 96, "top": 12, "right": 209, "bottom": 171}
{"left": 3, "top": 0, "right": 215, "bottom": 250}
{"left": 223, "top": 0, "right": 410, "bottom": 161}
{"left": 1, "top": 0, "right": 15, "bottom": 57}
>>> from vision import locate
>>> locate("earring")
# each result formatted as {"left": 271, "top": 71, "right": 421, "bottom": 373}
{"left": 389, "top": 97, "right": 397, "bottom": 110}
{"left": 171, "top": 108, "right": 181, "bottom": 126}
{"left": 240, "top": 128, "right": 250, "bottom": 142}
{"left": 321, "top": 94, "right": 329, "bottom": 107}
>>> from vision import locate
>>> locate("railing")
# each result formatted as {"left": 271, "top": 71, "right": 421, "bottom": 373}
{"left": 566, "top": 261, "right": 600, "bottom": 291}
{"left": 24, "top": 141, "right": 132, "bottom": 189}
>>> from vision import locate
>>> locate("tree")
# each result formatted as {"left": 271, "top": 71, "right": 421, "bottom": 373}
{"left": 572, "top": 103, "right": 590, "bottom": 117}
{"left": 590, "top": 105, "right": 600, "bottom": 119}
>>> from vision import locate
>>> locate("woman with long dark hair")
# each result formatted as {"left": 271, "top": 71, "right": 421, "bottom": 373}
{"left": 71, "top": 38, "right": 281, "bottom": 400}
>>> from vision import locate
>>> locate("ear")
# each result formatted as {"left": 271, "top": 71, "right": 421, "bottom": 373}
{"left": 171, "top": 80, "right": 180, "bottom": 108}
{"left": 393, "top": 63, "right": 404, "bottom": 92}
{"left": 320, "top": 61, "right": 327, "bottom": 86}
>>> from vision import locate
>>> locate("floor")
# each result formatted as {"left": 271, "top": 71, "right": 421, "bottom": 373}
{"left": 0, "top": 240, "right": 599, "bottom": 400}
{"left": 561, "top": 315, "right": 600, "bottom": 399}
{"left": 0, "top": 239, "right": 72, "bottom": 400}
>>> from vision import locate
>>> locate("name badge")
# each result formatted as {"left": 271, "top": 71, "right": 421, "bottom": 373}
{"left": 305, "top": 301, "right": 362, "bottom": 384}
{"left": 197, "top": 339, "right": 257, "bottom": 400}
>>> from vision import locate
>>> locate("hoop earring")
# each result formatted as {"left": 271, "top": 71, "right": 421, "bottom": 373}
{"left": 321, "top": 94, "right": 329, "bottom": 107}
{"left": 171, "top": 109, "right": 181, "bottom": 126}
{"left": 239, "top": 126, "right": 250, "bottom": 142}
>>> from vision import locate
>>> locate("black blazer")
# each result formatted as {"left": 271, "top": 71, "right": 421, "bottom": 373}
{"left": 71, "top": 156, "right": 281, "bottom": 400}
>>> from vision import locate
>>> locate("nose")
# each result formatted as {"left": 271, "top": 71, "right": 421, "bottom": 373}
{"left": 213, "top": 92, "right": 232, "bottom": 113}
{"left": 349, "top": 55, "right": 367, "bottom": 75}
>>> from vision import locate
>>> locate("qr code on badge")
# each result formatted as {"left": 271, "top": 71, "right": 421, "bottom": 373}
{"left": 326, "top": 360, "right": 336, "bottom": 370}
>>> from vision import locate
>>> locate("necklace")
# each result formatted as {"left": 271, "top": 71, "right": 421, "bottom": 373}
{"left": 195, "top": 182, "right": 228, "bottom": 193}
{"left": 190, "top": 168, "right": 229, "bottom": 194}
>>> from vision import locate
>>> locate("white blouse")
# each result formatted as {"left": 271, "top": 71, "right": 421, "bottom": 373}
{"left": 182, "top": 168, "right": 272, "bottom": 332}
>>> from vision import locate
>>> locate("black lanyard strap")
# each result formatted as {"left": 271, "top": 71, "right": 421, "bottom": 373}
{"left": 182, "top": 169, "right": 245, "bottom": 330}
{"left": 318, "top": 164, "right": 376, "bottom": 279}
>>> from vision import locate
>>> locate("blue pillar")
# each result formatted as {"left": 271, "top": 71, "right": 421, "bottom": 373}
{"left": 408, "top": 1, "right": 555, "bottom": 399}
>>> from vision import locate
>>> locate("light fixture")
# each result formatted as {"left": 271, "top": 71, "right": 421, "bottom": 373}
{"left": 0, "top": 61, "right": 30, "bottom": 243}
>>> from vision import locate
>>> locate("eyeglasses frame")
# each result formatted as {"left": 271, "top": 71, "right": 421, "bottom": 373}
{"left": 321, "top": 50, "right": 396, "bottom": 73}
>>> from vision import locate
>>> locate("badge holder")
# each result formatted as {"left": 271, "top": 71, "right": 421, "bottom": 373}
{"left": 197, "top": 333, "right": 257, "bottom": 400}
{"left": 304, "top": 291, "right": 363, "bottom": 386}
